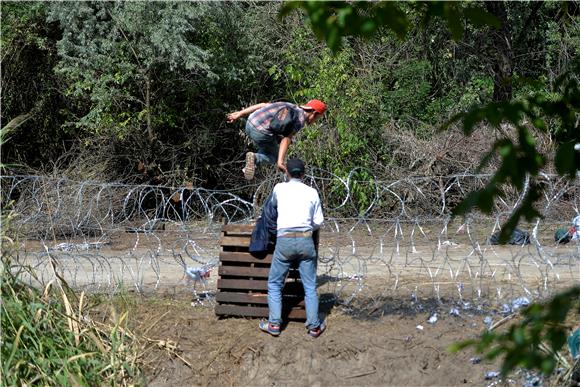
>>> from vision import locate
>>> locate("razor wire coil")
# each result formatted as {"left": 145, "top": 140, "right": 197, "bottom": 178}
{"left": 2, "top": 172, "right": 579, "bottom": 310}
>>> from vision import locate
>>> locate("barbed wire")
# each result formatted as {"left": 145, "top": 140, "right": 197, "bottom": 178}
{"left": 2, "top": 172, "right": 579, "bottom": 310}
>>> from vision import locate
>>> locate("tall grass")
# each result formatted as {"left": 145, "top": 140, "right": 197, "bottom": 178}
{"left": 1, "top": 123, "right": 144, "bottom": 385}
{"left": 1, "top": 200, "right": 142, "bottom": 384}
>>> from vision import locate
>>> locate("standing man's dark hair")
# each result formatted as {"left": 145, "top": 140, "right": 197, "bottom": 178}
{"left": 258, "top": 157, "right": 326, "bottom": 338}
{"left": 286, "top": 158, "right": 305, "bottom": 179}
{"left": 226, "top": 100, "right": 326, "bottom": 180}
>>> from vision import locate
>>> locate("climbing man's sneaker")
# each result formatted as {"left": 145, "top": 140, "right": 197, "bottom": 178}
{"left": 243, "top": 152, "right": 255, "bottom": 180}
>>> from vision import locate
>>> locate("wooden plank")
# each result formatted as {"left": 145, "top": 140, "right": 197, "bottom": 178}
{"left": 219, "top": 266, "right": 302, "bottom": 280}
{"left": 216, "top": 292, "right": 268, "bottom": 304}
{"left": 219, "top": 252, "right": 306, "bottom": 267}
{"left": 216, "top": 292, "right": 305, "bottom": 306}
{"left": 219, "top": 266, "right": 270, "bottom": 278}
{"left": 219, "top": 251, "right": 273, "bottom": 264}
{"left": 215, "top": 304, "right": 306, "bottom": 320}
{"left": 218, "top": 278, "right": 268, "bottom": 290}
{"left": 217, "top": 279, "right": 304, "bottom": 292}
{"left": 222, "top": 224, "right": 254, "bottom": 233}
{"left": 220, "top": 235, "right": 250, "bottom": 247}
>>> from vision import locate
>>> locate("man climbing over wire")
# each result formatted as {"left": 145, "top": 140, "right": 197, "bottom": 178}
{"left": 226, "top": 99, "right": 326, "bottom": 180}
{"left": 257, "top": 158, "right": 326, "bottom": 338}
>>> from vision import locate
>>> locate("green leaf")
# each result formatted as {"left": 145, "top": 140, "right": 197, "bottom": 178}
{"left": 555, "top": 142, "right": 578, "bottom": 179}
{"left": 463, "top": 7, "right": 501, "bottom": 28}
{"left": 452, "top": 190, "right": 480, "bottom": 216}
{"left": 443, "top": 4, "right": 464, "bottom": 40}
{"left": 532, "top": 118, "right": 546, "bottom": 131}
{"left": 326, "top": 25, "right": 341, "bottom": 52}
{"left": 540, "top": 358, "right": 555, "bottom": 375}
{"left": 546, "top": 328, "right": 566, "bottom": 350}
{"left": 513, "top": 328, "right": 525, "bottom": 346}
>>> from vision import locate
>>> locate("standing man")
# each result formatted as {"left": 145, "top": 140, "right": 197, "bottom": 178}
{"left": 226, "top": 100, "right": 326, "bottom": 180}
{"left": 259, "top": 158, "right": 326, "bottom": 338}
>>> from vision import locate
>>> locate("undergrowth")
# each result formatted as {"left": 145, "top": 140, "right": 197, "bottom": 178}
{"left": 1, "top": 211, "right": 143, "bottom": 385}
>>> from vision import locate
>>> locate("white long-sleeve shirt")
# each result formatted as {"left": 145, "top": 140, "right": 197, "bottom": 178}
{"left": 272, "top": 178, "right": 324, "bottom": 235}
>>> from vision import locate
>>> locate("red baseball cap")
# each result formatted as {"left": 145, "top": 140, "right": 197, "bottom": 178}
{"left": 302, "top": 99, "right": 327, "bottom": 115}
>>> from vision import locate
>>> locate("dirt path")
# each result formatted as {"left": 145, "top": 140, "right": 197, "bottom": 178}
{"left": 131, "top": 295, "right": 510, "bottom": 387}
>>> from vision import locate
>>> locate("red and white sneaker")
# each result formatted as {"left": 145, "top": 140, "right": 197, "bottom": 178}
{"left": 308, "top": 321, "right": 326, "bottom": 338}
{"left": 259, "top": 319, "right": 281, "bottom": 336}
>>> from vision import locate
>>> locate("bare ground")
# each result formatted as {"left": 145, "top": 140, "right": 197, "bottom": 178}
{"left": 125, "top": 292, "right": 510, "bottom": 387}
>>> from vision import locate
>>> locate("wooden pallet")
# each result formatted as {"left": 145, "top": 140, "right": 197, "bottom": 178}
{"left": 215, "top": 223, "right": 307, "bottom": 320}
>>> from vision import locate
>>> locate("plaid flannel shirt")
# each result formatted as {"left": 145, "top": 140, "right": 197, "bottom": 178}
{"left": 248, "top": 102, "right": 306, "bottom": 135}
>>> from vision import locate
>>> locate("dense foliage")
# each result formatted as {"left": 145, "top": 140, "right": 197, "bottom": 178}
{"left": 2, "top": 1, "right": 577, "bottom": 192}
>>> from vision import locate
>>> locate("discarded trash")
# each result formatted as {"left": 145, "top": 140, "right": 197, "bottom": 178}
{"left": 50, "top": 241, "right": 108, "bottom": 252}
{"left": 462, "top": 302, "right": 471, "bottom": 310}
{"left": 483, "top": 316, "right": 493, "bottom": 329}
{"left": 485, "top": 371, "right": 500, "bottom": 380}
{"left": 489, "top": 228, "right": 530, "bottom": 245}
{"left": 500, "top": 304, "right": 512, "bottom": 315}
{"left": 554, "top": 227, "right": 574, "bottom": 244}
{"left": 440, "top": 240, "right": 458, "bottom": 246}
{"left": 190, "top": 290, "right": 213, "bottom": 307}
{"left": 511, "top": 297, "right": 530, "bottom": 311}
{"left": 469, "top": 357, "right": 481, "bottom": 364}
{"left": 523, "top": 374, "right": 542, "bottom": 387}
{"left": 410, "top": 291, "right": 418, "bottom": 303}
{"left": 449, "top": 308, "right": 460, "bottom": 316}
{"left": 428, "top": 313, "right": 438, "bottom": 324}
{"left": 416, "top": 325, "right": 424, "bottom": 331}
{"left": 568, "top": 327, "right": 580, "bottom": 359}
{"left": 185, "top": 266, "right": 211, "bottom": 283}
{"left": 556, "top": 215, "right": 580, "bottom": 243}
{"left": 499, "top": 297, "right": 531, "bottom": 314}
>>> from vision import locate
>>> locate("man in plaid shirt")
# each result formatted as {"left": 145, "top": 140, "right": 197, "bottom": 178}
{"left": 227, "top": 99, "right": 326, "bottom": 180}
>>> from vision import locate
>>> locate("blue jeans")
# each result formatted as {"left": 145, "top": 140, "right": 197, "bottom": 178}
{"left": 268, "top": 237, "right": 320, "bottom": 329}
{"left": 245, "top": 122, "right": 278, "bottom": 165}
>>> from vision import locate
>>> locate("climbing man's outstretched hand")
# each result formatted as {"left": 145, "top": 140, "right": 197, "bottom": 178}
{"left": 277, "top": 161, "right": 287, "bottom": 175}
{"left": 226, "top": 111, "right": 241, "bottom": 123}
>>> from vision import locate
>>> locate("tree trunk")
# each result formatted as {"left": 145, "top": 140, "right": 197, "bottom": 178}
{"left": 486, "top": 1, "right": 513, "bottom": 102}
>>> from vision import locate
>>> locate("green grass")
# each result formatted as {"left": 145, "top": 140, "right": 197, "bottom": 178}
{"left": 1, "top": 241, "right": 143, "bottom": 385}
